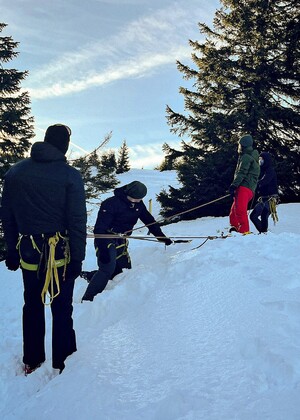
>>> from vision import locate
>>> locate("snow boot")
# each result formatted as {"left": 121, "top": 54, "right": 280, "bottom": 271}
{"left": 24, "top": 363, "right": 42, "bottom": 376}
{"left": 229, "top": 226, "right": 238, "bottom": 233}
{"left": 80, "top": 270, "right": 97, "bottom": 283}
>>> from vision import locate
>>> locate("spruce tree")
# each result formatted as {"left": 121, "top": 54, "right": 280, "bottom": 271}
{"left": 158, "top": 0, "right": 300, "bottom": 221}
{"left": 97, "top": 150, "right": 118, "bottom": 191}
{"left": 0, "top": 23, "right": 34, "bottom": 260}
{"left": 71, "top": 146, "right": 118, "bottom": 201}
{"left": 158, "top": 143, "right": 184, "bottom": 171}
{"left": 116, "top": 140, "right": 131, "bottom": 174}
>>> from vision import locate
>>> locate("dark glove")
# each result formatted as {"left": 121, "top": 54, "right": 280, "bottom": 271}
{"left": 65, "top": 260, "right": 82, "bottom": 281}
{"left": 158, "top": 237, "right": 173, "bottom": 246}
{"left": 229, "top": 185, "right": 237, "bottom": 199}
{"left": 5, "top": 249, "right": 20, "bottom": 271}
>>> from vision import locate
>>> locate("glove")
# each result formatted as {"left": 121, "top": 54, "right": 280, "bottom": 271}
{"left": 229, "top": 185, "right": 237, "bottom": 199}
{"left": 158, "top": 237, "right": 173, "bottom": 246}
{"left": 65, "top": 260, "right": 82, "bottom": 281}
{"left": 5, "top": 249, "right": 20, "bottom": 271}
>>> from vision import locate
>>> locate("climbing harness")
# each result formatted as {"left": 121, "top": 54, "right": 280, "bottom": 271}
{"left": 17, "top": 232, "right": 70, "bottom": 305}
{"left": 258, "top": 195, "right": 279, "bottom": 225}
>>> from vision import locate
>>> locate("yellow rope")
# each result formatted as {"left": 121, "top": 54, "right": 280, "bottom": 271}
{"left": 269, "top": 196, "right": 279, "bottom": 224}
{"left": 41, "top": 234, "right": 61, "bottom": 305}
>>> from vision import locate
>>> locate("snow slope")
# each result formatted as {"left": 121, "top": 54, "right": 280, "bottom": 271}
{"left": 0, "top": 169, "right": 299, "bottom": 420}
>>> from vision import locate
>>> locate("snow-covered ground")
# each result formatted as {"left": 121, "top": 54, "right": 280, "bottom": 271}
{"left": 1, "top": 169, "right": 299, "bottom": 420}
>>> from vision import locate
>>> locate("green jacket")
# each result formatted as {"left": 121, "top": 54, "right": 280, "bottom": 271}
{"left": 232, "top": 146, "right": 260, "bottom": 193}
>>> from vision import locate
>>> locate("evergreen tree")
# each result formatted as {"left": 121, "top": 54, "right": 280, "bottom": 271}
{"left": 0, "top": 23, "right": 34, "bottom": 260}
{"left": 158, "top": 142, "right": 184, "bottom": 171}
{"left": 116, "top": 140, "right": 131, "bottom": 174}
{"left": 71, "top": 142, "right": 118, "bottom": 201}
{"left": 71, "top": 153, "right": 98, "bottom": 200}
{"left": 97, "top": 150, "right": 118, "bottom": 191}
{"left": 158, "top": 0, "right": 300, "bottom": 221}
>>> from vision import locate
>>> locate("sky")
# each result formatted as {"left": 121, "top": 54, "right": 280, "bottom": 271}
{"left": 1, "top": 0, "right": 221, "bottom": 168}
{"left": 1, "top": 169, "right": 300, "bottom": 420}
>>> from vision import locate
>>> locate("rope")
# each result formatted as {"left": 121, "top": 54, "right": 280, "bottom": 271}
{"left": 269, "top": 196, "right": 279, "bottom": 224}
{"left": 88, "top": 234, "right": 220, "bottom": 239}
{"left": 191, "top": 237, "right": 211, "bottom": 250}
{"left": 87, "top": 233, "right": 228, "bottom": 242}
{"left": 41, "top": 234, "right": 61, "bottom": 305}
{"left": 124, "top": 194, "right": 230, "bottom": 234}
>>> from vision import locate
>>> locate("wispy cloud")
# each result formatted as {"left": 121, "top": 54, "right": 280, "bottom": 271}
{"left": 26, "top": 2, "right": 209, "bottom": 99}
{"left": 28, "top": 46, "right": 190, "bottom": 99}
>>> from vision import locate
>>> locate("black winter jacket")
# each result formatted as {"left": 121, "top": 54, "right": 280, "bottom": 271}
{"left": 1, "top": 142, "right": 87, "bottom": 262}
{"left": 94, "top": 186, "right": 166, "bottom": 250}
{"left": 257, "top": 152, "right": 278, "bottom": 197}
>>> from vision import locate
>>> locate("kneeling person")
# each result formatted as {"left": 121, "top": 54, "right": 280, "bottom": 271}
{"left": 82, "top": 181, "right": 172, "bottom": 301}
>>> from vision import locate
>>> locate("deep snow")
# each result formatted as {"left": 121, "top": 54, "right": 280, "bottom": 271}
{"left": 0, "top": 169, "right": 299, "bottom": 420}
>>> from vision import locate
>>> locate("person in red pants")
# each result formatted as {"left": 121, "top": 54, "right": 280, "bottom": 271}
{"left": 229, "top": 134, "right": 260, "bottom": 234}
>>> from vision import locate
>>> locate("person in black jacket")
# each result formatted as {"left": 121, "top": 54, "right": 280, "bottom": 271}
{"left": 81, "top": 181, "right": 172, "bottom": 302}
{"left": 1, "top": 124, "right": 87, "bottom": 375}
{"left": 250, "top": 152, "right": 278, "bottom": 233}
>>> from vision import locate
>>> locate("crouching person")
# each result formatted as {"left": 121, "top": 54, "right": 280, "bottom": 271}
{"left": 1, "top": 124, "right": 87, "bottom": 375}
{"left": 81, "top": 181, "right": 172, "bottom": 302}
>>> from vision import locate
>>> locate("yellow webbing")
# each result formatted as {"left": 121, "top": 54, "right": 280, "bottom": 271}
{"left": 41, "top": 234, "right": 61, "bottom": 305}
{"left": 107, "top": 239, "right": 129, "bottom": 260}
{"left": 20, "top": 258, "right": 66, "bottom": 272}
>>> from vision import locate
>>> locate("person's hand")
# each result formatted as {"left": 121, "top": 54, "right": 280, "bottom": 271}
{"left": 65, "top": 260, "right": 82, "bottom": 280}
{"left": 229, "top": 185, "right": 237, "bottom": 199}
{"left": 159, "top": 237, "right": 173, "bottom": 246}
{"left": 5, "top": 249, "right": 20, "bottom": 271}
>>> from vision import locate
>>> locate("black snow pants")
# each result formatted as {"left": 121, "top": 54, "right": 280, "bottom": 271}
{"left": 19, "top": 234, "right": 77, "bottom": 371}
{"left": 82, "top": 238, "right": 131, "bottom": 301}
{"left": 250, "top": 199, "right": 270, "bottom": 233}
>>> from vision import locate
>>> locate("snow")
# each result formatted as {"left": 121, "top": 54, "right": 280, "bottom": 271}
{"left": 1, "top": 169, "right": 299, "bottom": 420}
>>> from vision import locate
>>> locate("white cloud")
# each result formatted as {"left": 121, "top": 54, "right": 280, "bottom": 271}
{"left": 26, "top": 1, "right": 209, "bottom": 99}
{"left": 128, "top": 140, "right": 181, "bottom": 169}
{"left": 28, "top": 45, "right": 190, "bottom": 99}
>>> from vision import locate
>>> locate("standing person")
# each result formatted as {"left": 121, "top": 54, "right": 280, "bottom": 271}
{"left": 250, "top": 152, "right": 279, "bottom": 233}
{"left": 81, "top": 181, "right": 172, "bottom": 302}
{"left": 229, "top": 134, "right": 260, "bottom": 234}
{"left": 1, "top": 124, "right": 87, "bottom": 375}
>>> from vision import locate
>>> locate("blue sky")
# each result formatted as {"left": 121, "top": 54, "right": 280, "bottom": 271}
{"left": 1, "top": 0, "right": 220, "bottom": 168}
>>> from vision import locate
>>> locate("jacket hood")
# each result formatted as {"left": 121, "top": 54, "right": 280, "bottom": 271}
{"left": 260, "top": 152, "right": 273, "bottom": 168}
{"left": 114, "top": 186, "right": 130, "bottom": 202}
{"left": 114, "top": 185, "right": 145, "bottom": 205}
{"left": 31, "top": 142, "right": 67, "bottom": 163}
{"left": 239, "top": 134, "right": 253, "bottom": 148}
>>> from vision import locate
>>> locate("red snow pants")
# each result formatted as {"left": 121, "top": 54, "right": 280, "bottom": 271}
{"left": 229, "top": 186, "right": 254, "bottom": 233}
